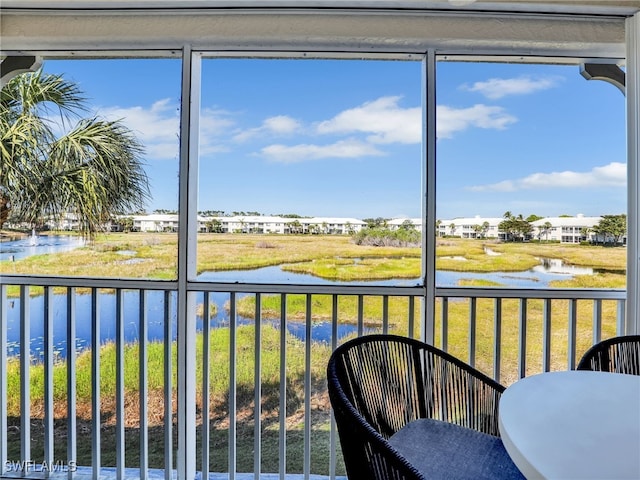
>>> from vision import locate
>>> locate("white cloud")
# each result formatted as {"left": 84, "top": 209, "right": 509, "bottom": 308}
{"left": 437, "top": 104, "right": 517, "bottom": 139}
{"left": 316, "top": 96, "right": 421, "bottom": 144}
{"left": 199, "top": 107, "right": 238, "bottom": 155}
{"left": 462, "top": 76, "right": 561, "bottom": 100}
{"left": 248, "top": 97, "right": 516, "bottom": 162}
{"left": 234, "top": 115, "right": 302, "bottom": 142}
{"left": 469, "top": 162, "right": 626, "bottom": 192}
{"left": 100, "top": 100, "right": 236, "bottom": 159}
{"left": 100, "top": 99, "right": 179, "bottom": 159}
{"left": 261, "top": 138, "right": 384, "bottom": 163}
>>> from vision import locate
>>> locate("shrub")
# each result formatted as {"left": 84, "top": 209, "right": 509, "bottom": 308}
{"left": 353, "top": 226, "right": 420, "bottom": 247}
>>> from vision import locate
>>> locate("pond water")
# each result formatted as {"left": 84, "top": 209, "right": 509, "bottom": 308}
{"left": 4, "top": 290, "right": 370, "bottom": 360}
{"left": 198, "top": 259, "right": 590, "bottom": 289}
{"left": 0, "top": 234, "right": 84, "bottom": 262}
{"left": 2, "top": 237, "right": 598, "bottom": 360}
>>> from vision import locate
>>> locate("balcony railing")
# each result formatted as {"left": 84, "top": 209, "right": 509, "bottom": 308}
{"left": 0, "top": 275, "right": 626, "bottom": 479}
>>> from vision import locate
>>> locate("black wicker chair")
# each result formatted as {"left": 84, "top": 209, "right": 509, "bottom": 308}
{"left": 577, "top": 335, "right": 640, "bottom": 374}
{"left": 327, "top": 334, "right": 523, "bottom": 480}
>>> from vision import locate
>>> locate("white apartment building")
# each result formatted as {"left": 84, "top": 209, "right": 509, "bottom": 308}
{"left": 208, "top": 215, "right": 289, "bottom": 234}
{"left": 130, "top": 214, "right": 180, "bottom": 232}
{"left": 40, "top": 212, "right": 620, "bottom": 244}
{"left": 299, "top": 217, "right": 366, "bottom": 235}
{"left": 43, "top": 213, "right": 81, "bottom": 231}
{"left": 388, "top": 218, "right": 423, "bottom": 231}
{"left": 531, "top": 215, "right": 603, "bottom": 243}
{"left": 110, "top": 214, "right": 366, "bottom": 235}
{"left": 438, "top": 216, "right": 504, "bottom": 239}
{"left": 208, "top": 216, "right": 366, "bottom": 234}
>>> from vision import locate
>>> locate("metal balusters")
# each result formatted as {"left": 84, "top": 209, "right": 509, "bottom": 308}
{"left": 440, "top": 296, "right": 449, "bottom": 352}
{"left": 0, "top": 277, "right": 631, "bottom": 480}
{"left": 228, "top": 292, "right": 237, "bottom": 480}
{"left": 382, "top": 296, "right": 389, "bottom": 334}
{"left": 43, "top": 287, "right": 54, "bottom": 477}
{"left": 91, "top": 289, "right": 101, "bottom": 478}
{"left": 329, "top": 295, "right": 338, "bottom": 480}
{"left": 542, "top": 299, "right": 552, "bottom": 373}
{"left": 518, "top": 299, "right": 527, "bottom": 379}
{"left": 163, "top": 291, "right": 173, "bottom": 480}
{"left": 468, "top": 297, "right": 477, "bottom": 368}
{"left": 139, "top": 290, "right": 149, "bottom": 480}
{"left": 493, "top": 298, "right": 502, "bottom": 382}
{"left": 253, "top": 293, "right": 262, "bottom": 480}
{"left": 617, "top": 299, "right": 626, "bottom": 335}
{"left": 567, "top": 299, "right": 578, "bottom": 370}
{"left": 304, "top": 294, "right": 312, "bottom": 480}
{"left": 20, "top": 285, "right": 30, "bottom": 463}
{"left": 202, "top": 292, "right": 211, "bottom": 477}
{"left": 279, "top": 293, "right": 287, "bottom": 480}
{"left": 66, "top": 288, "right": 76, "bottom": 480}
{"left": 357, "top": 295, "right": 364, "bottom": 337}
{"left": 115, "top": 289, "right": 125, "bottom": 480}
{"left": 592, "top": 299, "right": 603, "bottom": 344}
{"left": 408, "top": 296, "right": 415, "bottom": 339}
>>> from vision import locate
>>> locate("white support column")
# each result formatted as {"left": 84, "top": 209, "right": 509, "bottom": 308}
{"left": 422, "top": 50, "right": 437, "bottom": 344}
{"left": 626, "top": 15, "right": 640, "bottom": 335}
{"left": 177, "top": 45, "right": 200, "bottom": 480}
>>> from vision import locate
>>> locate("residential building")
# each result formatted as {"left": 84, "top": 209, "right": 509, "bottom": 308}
{"left": 531, "top": 215, "right": 603, "bottom": 243}
{"left": 388, "top": 218, "right": 423, "bottom": 231}
{"left": 437, "top": 216, "right": 504, "bottom": 239}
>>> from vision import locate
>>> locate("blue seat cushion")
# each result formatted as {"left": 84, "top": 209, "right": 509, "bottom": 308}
{"left": 388, "top": 418, "right": 525, "bottom": 480}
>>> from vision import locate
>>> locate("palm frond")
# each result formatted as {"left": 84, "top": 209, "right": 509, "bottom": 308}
{"left": 1, "top": 69, "right": 88, "bottom": 119}
{"left": 1, "top": 70, "right": 150, "bottom": 236}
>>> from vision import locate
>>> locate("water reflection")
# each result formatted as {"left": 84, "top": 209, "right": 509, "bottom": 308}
{"left": 198, "top": 257, "right": 593, "bottom": 288}
{"left": 3, "top": 239, "right": 601, "bottom": 360}
{"left": 0, "top": 235, "right": 84, "bottom": 262}
{"left": 532, "top": 258, "right": 593, "bottom": 275}
{"left": 4, "top": 290, "right": 363, "bottom": 361}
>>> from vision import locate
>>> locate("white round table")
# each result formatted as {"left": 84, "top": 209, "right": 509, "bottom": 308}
{"left": 498, "top": 370, "right": 640, "bottom": 480}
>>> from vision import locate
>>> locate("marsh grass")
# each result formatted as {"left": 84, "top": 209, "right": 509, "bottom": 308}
{"left": 1, "top": 233, "right": 627, "bottom": 473}
{"left": 1, "top": 233, "right": 626, "bottom": 284}
{"left": 6, "top": 325, "right": 339, "bottom": 474}
{"left": 234, "top": 291, "right": 620, "bottom": 385}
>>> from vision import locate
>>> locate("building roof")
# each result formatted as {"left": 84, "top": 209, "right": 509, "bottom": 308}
{"left": 440, "top": 216, "right": 504, "bottom": 225}
{"left": 531, "top": 215, "right": 602, "bottom": 227}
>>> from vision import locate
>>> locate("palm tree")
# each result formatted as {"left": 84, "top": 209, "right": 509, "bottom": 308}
{"left": 481, "top": 221, "right": 490, "bottom": 238}
{"left": 0, "top": 69, "right": 149, "bottom": 235}
{"left": 542, "top": 221, "right": 553, "bottom": 241}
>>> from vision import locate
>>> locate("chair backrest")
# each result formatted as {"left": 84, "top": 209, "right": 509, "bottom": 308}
{"left": 327, "top": 334, "right": 505, "bottom": 480}
{"left": 577, "top": 335, "right": 640, "bottom": 375}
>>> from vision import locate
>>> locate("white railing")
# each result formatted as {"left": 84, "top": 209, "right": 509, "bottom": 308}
{"left": 0, "top": 275, "right": 626, "bottom": 479}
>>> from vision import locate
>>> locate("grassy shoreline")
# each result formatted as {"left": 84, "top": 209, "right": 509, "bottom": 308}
{"left": 2, "top": 233, "right": 626, "bottom": 472}
{"left": 1, "top": 232, "right": 626, "bottom": 285}
{"left": 7, "top": 325, "right": 339, "bottom": 473}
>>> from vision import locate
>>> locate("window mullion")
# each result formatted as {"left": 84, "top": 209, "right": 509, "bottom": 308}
{"left": 176, "top": 45, "right": 200, "bottom": 480}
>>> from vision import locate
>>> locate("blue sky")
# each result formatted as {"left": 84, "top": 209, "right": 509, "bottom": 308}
{"left": 43, "top": 57, "right": 626, "bottom": 220}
